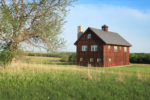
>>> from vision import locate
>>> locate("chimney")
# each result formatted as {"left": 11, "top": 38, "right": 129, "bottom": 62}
{"left": 77, "top": 26, "right": 84, "bottom": 39}
{"left": 102, "top": 25, "right": 108, "bottom": 32}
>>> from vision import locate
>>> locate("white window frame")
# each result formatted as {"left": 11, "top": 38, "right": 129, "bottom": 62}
{"left": 124, "top": 47, "right": 127, "bottom": 52}
{"left": 108, "top": 45, "right": 111, "bottom": 49}
{"left": 97, "top": 58, "right": 101, "bottom": 62}
{"left": 114, "top": 46, "right": 118, "bottom": 52}
{"left": 91, "top": 45, "right": 98, "bottom": 51}
{"left": 80, "top": 58, "right": 83, "bottom": 61}
{"left": 90, "top": 58, "right": 94, "bottom": 62}
{"left": 109, "top": 58, "right": 111, "bottom": 62}
{"left": 82, "top": 45, "right": 88, "bottom": 51}
{"left": 88, "top": 34, "right": 92, "bottom": 39}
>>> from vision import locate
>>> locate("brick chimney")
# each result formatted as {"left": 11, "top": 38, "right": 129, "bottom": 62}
{"left": 77, "top": 26, "right": 84, "bottom": 39}
{"left": 102, "top": 25, "right": 108, "bottom": 32}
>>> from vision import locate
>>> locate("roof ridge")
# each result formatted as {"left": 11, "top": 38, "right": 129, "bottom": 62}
{"left": 89, "top": 27, "right": 119, "bottom": 34}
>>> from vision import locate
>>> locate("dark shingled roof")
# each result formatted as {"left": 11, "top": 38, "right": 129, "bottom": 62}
{"left": 89, "top": 27, "right": 131, "bottom": 46}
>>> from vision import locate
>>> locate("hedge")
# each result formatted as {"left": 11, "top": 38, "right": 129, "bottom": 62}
{"left": 130, "top": 53, "right": 150, "bottom": 64}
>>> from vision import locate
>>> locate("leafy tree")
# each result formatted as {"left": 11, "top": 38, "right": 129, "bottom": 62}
{"left": 0, "top": 0, "right": 75, "bottom": 63}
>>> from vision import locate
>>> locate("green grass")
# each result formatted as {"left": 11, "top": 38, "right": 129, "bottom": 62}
{"left": 0, "top": 56, "right": 150, "bottom": 100}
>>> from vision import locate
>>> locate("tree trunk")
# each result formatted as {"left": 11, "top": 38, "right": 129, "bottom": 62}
{"left": 7, "top": 41, "right": 18, "bottom": 63}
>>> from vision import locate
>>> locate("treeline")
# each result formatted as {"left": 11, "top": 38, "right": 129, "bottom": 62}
{"left": 25, "top": 52, "right": 73, "bottom": 57}
{"left": 13, "top": 52, "right": 150, "bottom": 64}
{"left": 130, "top": 53, "right": 150, "bottom": 64}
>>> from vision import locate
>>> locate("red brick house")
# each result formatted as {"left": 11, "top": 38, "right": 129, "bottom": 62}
{"left": 74, "top": 25, "right": 131, "bottom": 67}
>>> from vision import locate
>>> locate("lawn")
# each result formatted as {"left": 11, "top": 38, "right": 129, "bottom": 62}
{"left": 0, "top": 56, "right": 150, "bottom": 100}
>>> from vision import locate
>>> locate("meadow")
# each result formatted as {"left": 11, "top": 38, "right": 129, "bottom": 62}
{"left": 0, "top": 56, "right": 150, "bottom": 100}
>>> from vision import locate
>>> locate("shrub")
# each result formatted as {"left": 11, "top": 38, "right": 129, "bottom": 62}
{"left": 68, "top": 53, "right": 76, "bottom": 63}
{"left": 0, "top": 51, "right": 15, "bottom": 66}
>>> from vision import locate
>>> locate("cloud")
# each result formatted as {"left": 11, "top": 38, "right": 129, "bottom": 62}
{"left": 62, "top": 4, "right": 150, "bottom": 53}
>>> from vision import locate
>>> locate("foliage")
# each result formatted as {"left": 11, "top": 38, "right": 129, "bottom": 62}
{"left": 130, "top": 53, "right": 150, "bottom": 64}
{"left": 0, "top": 51, "right": 14, "bottom": 66}
{"left": 68, "top": 53, "right": 76, "bottom": 63}
{"left": 0, "top": 0, "right": 75, "bottom": 63}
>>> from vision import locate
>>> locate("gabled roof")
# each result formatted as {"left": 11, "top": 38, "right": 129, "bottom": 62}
{"left": 75, "top": 27, "right": 132, "bottom": 46}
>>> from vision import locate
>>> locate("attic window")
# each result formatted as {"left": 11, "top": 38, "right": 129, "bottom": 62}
{"left": 88, "top": 34, "right": 91, "bottom": 39}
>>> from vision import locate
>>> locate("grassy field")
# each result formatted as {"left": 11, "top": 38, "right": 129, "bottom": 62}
{"left": 0, "top": 56, "right": 150, "bottom": 100}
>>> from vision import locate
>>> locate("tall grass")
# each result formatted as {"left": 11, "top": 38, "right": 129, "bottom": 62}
{"left": 0, "top": 56, "right": 150, "bottom": 100}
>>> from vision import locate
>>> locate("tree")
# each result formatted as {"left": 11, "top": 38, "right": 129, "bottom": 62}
{"left": 0, "top": 0, "right": 75, "bottom": 63}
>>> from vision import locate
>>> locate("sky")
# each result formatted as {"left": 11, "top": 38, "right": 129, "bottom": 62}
{"left": 61, "top": 0, "right": 150, "bottom": 53}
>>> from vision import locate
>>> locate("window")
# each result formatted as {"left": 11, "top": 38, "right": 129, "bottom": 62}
{"left": 80, "top": 58, "right": 83, "bottom": 61}
{"left": 82, "top": 45, "right": 88, "bottom": 51}
{"left": 91, "top": 45, "right": 98, "bottom": 51}
{"left": 97, "top": 58, "right": 101, "bottom": 62}
{"left": 109, "top": 58, "right": 111, "bottom": 62}
{"left": 108, "top": 45, "right": 111, "bottom": 49}
{"left": 88, "top": 34, "right": 92, "bottom": 39}
{"left": 90, "top": 58, "right": 94, "bottom": 62}
{"left": 120, "top": 46, "right": 122, "bottom": 50}
{"left": 124, "top": 47, "right": 127, "bottom": 52}
{"left": 114, "top": 46, "right": 118, "bottom": 52}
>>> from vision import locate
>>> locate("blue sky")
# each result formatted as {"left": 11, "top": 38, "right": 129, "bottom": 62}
{"left": 61, "top": 0, "right": 150, "bottom": 53}
{"left": 74, "top": 0, "right": 150, "bottom": 11}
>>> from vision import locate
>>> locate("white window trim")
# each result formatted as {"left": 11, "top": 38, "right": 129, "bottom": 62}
{"left": 114, "top": 46, "right": 118, "bottom": 52}
{"left": 91, "top": 45, "right": 98, "bottom": 51}
{"left": 80, "top": 58, "right": 83, "bottom": 61}
{"left": 90, "top": 58, "right": 94, "bottom": 62}
{"left": 124, "top": 47, "right": 127, "bottom": 52}
{"left": 109, "top": 58, "right": 111, "bottom": 62}
{"left": 88, "top": 33, "right": 92, "bottom": 39}
{"left": 82, "top": 45, "right": 88, "bottom": 51}
{"left": 108, "top": 45, "right": 111, "bottom": 49}
{"left": 97, "top": 58, "right": 101, "bottom": 62}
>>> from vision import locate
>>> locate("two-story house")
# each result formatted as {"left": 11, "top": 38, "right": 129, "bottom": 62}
{"left": 74, "top": 25, "right": 131, "bottom": 67}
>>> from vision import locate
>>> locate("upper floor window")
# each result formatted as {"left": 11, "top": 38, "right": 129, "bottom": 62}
{"left": 124, "top": 47, "right": 127, "bottom": 52}
{"left": 114, "top": 46, "right": 118, "bottom": 52}
{"left": 108, "top": 45, "right": 111, "bottom": 49}
{"left": 88, "top": 34, "right": 92, "bottom": 39}
{"left": 82, "top": 45, "right": 88, "bottom": 51}
{"left": 91, "top": 45, "right": 98, "bottom": 51}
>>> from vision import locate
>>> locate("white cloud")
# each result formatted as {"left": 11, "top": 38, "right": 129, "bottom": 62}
{"left": 62, "top": 4, "right": 150, "bottom": 53}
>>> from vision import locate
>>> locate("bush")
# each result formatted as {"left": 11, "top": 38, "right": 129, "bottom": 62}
{"left": 130, "top": 53, "right": 150, "bottom": 64}
{"left": 68, "top": 53, "right": 76, "bottom": 63}
{"left": 59, "top": 53, "right": 76, "bottom": 63}
{"left": 0, "top": 51, "right": 15, "bottom": 66}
